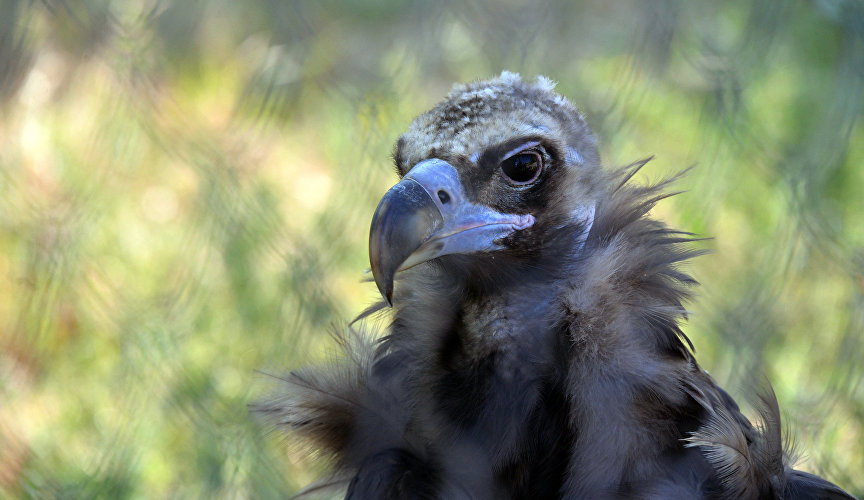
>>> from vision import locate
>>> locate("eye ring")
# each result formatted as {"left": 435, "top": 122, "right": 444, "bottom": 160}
{"left": 499, "top": 150, "right": 543, "bottom": 185}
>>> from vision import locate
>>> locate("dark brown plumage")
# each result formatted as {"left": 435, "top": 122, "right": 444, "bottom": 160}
{"left": 255, "top": 73, "right": 856, "bottom": 499}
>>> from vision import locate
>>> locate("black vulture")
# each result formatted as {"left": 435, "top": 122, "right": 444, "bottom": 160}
{"left": 256, "top": 72, "right": 856, "bottom": 499}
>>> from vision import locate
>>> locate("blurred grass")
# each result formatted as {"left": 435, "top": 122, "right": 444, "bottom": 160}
{"left": 1, "top": 0, "right": 862, "bottom": 497}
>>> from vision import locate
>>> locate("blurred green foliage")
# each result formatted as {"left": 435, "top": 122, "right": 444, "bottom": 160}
{"left": 1, "top": 0, "right": 862, "bottom": 497}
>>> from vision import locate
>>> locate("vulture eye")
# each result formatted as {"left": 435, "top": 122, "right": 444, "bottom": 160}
{"left": 500, "top": 151, "right": 542, "bottom": 185}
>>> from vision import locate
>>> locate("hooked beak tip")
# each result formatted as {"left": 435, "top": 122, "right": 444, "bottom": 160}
{"left": 370, "top": 263, "right": 394, "bottom": 307}
{"left": 369, "top": 178, "right": 444, "bottom": 308}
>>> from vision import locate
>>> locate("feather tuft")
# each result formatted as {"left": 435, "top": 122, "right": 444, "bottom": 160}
{"left": 685, "top": 403, "right": 759, "bottom": 499}
{"left": 252, "top": 326, "right": 379, "bottom": 466}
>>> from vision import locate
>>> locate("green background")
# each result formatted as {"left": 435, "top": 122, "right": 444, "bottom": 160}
{"left": 1, "top": 0, "right": 862, "bottom": 497}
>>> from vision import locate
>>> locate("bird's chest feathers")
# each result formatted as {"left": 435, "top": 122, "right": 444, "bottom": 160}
{"left": 408, "top": 286, "right": 574, "bottom": 486}
{"left": 454, "top": 286, "right": 561, "bottom": 360}
{"left": 425, "top": 288, "right": 566, "bottom": 442}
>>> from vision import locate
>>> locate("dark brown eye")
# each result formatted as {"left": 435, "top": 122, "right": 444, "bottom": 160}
{"left": 500, "top": 151, "right": 542, "bottom": 185}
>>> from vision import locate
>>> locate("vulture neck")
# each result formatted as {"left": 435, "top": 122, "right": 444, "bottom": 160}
{"left": 390, "top": 178, "right": 697, "bottom": 364}
{"left": 456, "top": 279, "right": 563, "bottom": 357}
{"left": 392, "top": 226, "right": 581, "bottom": 358}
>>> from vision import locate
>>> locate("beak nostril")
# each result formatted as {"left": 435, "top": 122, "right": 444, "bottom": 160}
{"left": 437, "top": 190, "right": 450, "bottom": 204}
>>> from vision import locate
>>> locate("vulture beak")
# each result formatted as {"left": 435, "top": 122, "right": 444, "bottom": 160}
{"left": 369, "top": 159, "right": 535, "bottom": 305}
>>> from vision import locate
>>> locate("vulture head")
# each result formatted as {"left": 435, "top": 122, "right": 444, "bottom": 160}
{"left": 370, "top": 72, "right": 603, "bottom": 306}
